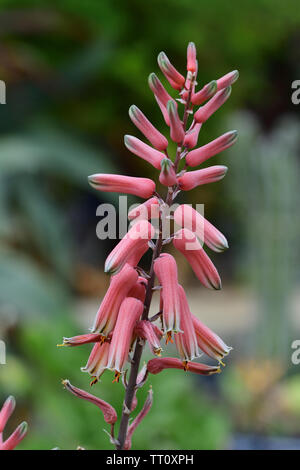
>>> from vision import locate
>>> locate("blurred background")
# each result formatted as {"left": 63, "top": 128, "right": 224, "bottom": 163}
{"left": 0, "top": 0, "right": 300, "bottom": 450}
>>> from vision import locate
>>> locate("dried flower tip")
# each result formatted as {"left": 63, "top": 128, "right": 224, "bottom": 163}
{"left": 62, "top": 379, "right": 117, "bottom": 424}
{"left": 124, "top": 389, "right": 153, "bottom": 450}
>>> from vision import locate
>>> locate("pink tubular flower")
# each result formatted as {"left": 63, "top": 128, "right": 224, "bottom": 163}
{"left": 191, "top": 80, "right": 217, "bottom": 106}
{"left": 124, "top": 135, "right": 165, "bottom": 170}
{"left": 88, "top": 174, "right": 155, "bottom": 199}
{"left": 104, "top": 221, "right": 155, "bottom": 274}
{"left": 128, "top": 197, "right": 160, "bottom": 221}
{"left": 148, "top": 73, "right": 176, "bottom": 125}
{"left": 128, "top": 277, "right": 147, "bottom": 302}
{"left": 129, "top": 105, "right": 168, "bottom": 150}
{"left": 175, "top": 285, "right": 200, "bottom": 361}
{"left": 217, "top": 70, "right": 239, "bottom": 90}
{"left": 183, "top": 122, "right": 202, "bottom": 149}
{"left": 173, "top": 229, "right": 222, "bottom": 290}
{"left": 62, "top": 380, "right": 117, "bottom": 425}
{"left": 106, "top": 297, "right": 144, "bottom": 380}
{"left": 124, "top": 388, "right": 153, "bottom": 450}
{"left": 167, "top": 100, "right": 185, "bottom": 143}
{"left": 157, "top": 52, "right": 185, "bottom": 90}
{"left": 192, "top": 314, "right": 232, "bottom": 363}
{"left": 135, "top": 320, "right": 163, "bottom": 356}
{"left": 194, "top": 86, "right": 231, "bottom": 123}
{"left": 186, "top": 130, "right": 238, "bottom": 167}
{"left": 147, "top": 357, "right": 220, "bottom": 375}
{"left": 153, "top": 253, "right": 181, "bottom": 336}
{"left": 61, "top": 42, "right": 238, "bottom": 451}
{"left": 187, "top": 42, "right": 197, "bottom": 73}
{"left": 60, "top": 333, "right": 104, "bottom": 347}
{"left": 0, "top": 396, "right": 27, "bottom": 451}
{"left": 178, "top": 166, "right": 228, "bottom": 190}
{"left": 92, "top": 264, "right": 138, "bottom": 334}
{"left": 125, "top": 242, "right": 151, "bottom": 269}
{"left": 174, "top": 204, "right": 228, "bottom": 252}
{"left": 81, "top": 341, "right": 110, "bottom": 381}
{"left": 159, "top": 158, "right": 177, "bottom": 187}
{"left": 0, "top": 396, "right": 15, "bottom": 435}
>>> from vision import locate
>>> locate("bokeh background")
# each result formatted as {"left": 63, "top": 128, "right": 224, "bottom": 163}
{"left": 1, "top": 0, "right": 300, "bottom": 450}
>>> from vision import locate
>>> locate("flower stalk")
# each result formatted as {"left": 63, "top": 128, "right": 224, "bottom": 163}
{"left": 61, "top": 42, "right": 238, "bottom": 450}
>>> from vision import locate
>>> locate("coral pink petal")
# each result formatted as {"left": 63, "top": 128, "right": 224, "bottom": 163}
{"left": 186, "top": 130, "right": 237, "bottom": 167}
{"left": 88, "top": 174, "right": 155, "bottom": 199}
{"left": 178, "top": 166, "right": 228, "bottom": 190}
{"left": 62, "top": 380, "right": 117, "bottom": 424}
{"left": 173, "top": 229, "right": 222, "bottom": 289}
{"left": 194, "top": 86, "right": 231, "bottom": 123}
{"left": 124, "top": 135, "right": 165, "bottom": 169}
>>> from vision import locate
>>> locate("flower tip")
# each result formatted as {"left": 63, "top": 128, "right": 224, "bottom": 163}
{"left": 223, "top": 240, "right": 229, "bottom": 251}
{"left": 224, "top": 85, "right": 232, "bottom": 98}
{"left": 208, "top": 80, "right": 217, "bottom": 93}
{"left": 167, "top": 99, "right": 175, "bottom": 112}
{"left": 214, "top": 280, "right": 222, "bottom": 290}
{"left": 104, "top": 264, "right": 113, "bottom": 275}
{"left": 18, "top": 421, "right": 28, "bottom": 436}
{"left": 229, "top": 129, "right": 238, "bottom": 143}
{"left": 157, "top": 51, "right": 166, "bottom": 65}
{"left": 148, "top": 72, "right": 156, "bottom": 88}
{"left": 128, "top": 104, "right": 137, "bottom": 116}
{"left": 7, "top": 395, "right": 16, "bottom": 408}
{"left": 160, "top": 157, "right": 172, "bottom": 171}
{"left": 217, "top": 236, "right": 229, "bottom": 252}
{"left": 87, "top": 174, "right": 99, "bottom": 189}
{"left": 124, "top": 134, "right": 130, "bottom": 146}
{"left": 231, "top": 70, "right": 239, "bottom": 83}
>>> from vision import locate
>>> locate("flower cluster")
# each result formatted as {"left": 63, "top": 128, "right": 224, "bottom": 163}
{"left": 0, "top": 396, "right": 27, "bottom": 450}
{"left": 61, "top": 42, "right": 238, "bottom": 450}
